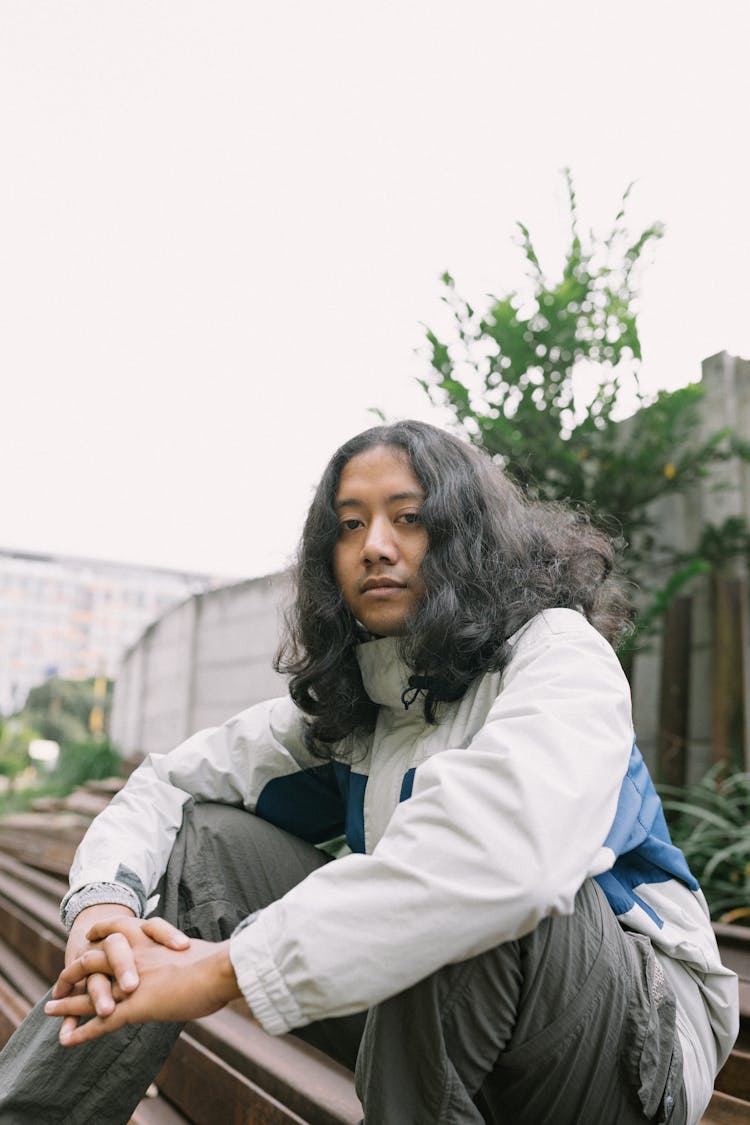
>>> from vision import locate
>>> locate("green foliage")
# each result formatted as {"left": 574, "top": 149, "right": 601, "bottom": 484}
{"left": 0, "top": 676, "right": 115, "bottom": 797}
{"left": 688, "top": 515, "right": 750, "bottom": 569}
{"left": 23, "top": 676, "right": 113, "bottom": 745}
{"left": 0, "top": 782, "right": 63, "bottom": 818}
{"left": 0, "top": 739, "right": 121, "bottom": 819}
{"left": 52, "top": 740, "right": 120, "bottom": 790}
{"left": 421, "top": 171, "right": 738, "bottom": 578}
{"left": 0, "top": 717, "right": 40, "bottom": 782}
{"left": 660, "top": 769, "right": 750, "bottom": 922}
{"left": 618, "top": 558, "right": 712, "bottom": 661}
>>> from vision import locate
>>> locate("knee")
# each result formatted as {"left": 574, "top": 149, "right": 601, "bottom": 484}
{"left": 181, "top": 799, "right": 251, "bottom": 845}
{"left": 179, "top": 801, "right": 295, "bottom": 869}
{"left": 175, "top": 802, "right": 263, "bottom": 885}
{"left": 166, "top": 803, "right": 264, "bottom": 939}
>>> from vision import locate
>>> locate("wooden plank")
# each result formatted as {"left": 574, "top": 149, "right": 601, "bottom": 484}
{"left": 740, "top": 981, "right": 750, "bottom": 1024}
{"left": 0, "top": 820, "right": 82, "bottom": 876}
{"left": 0, "top": 975, "right": 32, "bottom": 1048}
{"left": 157, "top": 1032, "right": 312, "bottom": 1125}
{"left": 714, "top": 924, "right": 750, "bottom": 982}
{"left": 83, "top": 777, "right": 125, "bottom": 796}
{"left": 0, "top": 1003, "right": 20, "bottom": 1051}
{"left": 129, "top": 1093, "right": 192, "bottom": 1125}
{"left": 0, "top": 893, "right": 65, "bottom": 983}
{"left": 0, "top": 851, "right": 69, "bottom": 901}
{"left": 715, "top": 1050, "right": 750, "bottom": 1102}
{"left": 0, "top": 869, "right": 68, "bottom": 937}
{"left": 0, "top": 932, "right": 50, "bottom": 1005}
{"left": 0, "top": 811, "right": 90, "bottom": 838}
{"left": 62, "top": 790, "right": 115, "bottom": 819}
{"left": 701, "top": 1089, "right": 750, "bottom": 1124}
{"left": 189, "top": 1007, "right": 361, "bottom": 1125}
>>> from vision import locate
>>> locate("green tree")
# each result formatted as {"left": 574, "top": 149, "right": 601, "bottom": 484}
{"left": 0, "top": 679, "right": 119, "bottom": 809}
{"left": 0, "top": 717, "right": 39, "bottom": 791}
{"left": 22, "top": 676, "right": 113, "bottom": 745}
{"left": 421, "top": 171, "right": 744, "bottom": 642}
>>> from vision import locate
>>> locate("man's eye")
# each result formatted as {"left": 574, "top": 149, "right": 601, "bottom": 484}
{"left": 339, "top": 519, "right": 362, "bottom": 532}
{"left": 399, "top": 512, "right": 421, "bottom": 525}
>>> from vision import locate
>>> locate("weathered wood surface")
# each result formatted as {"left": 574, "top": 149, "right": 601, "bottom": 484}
{"left": 701, "top": 1089, "right": 750, "bottom": 1125}
{"left": 715, "top": 1050, "right": 750, "bottom": 1103}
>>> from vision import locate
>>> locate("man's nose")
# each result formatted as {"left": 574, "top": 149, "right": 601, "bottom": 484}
{"left": 361, "top": 517, "right": 398, "bottom": 564}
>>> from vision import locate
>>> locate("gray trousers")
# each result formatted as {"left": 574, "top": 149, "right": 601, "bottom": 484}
{"left": 0, "top": 803, "right": 687, "bottom": 1125}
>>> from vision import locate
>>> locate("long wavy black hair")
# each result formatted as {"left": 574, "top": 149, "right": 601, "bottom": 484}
{"left": 275, "top": 420, "right": 633, "bottom": 753}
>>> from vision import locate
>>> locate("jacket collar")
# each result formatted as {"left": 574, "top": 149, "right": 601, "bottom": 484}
{"left": 355, "top": 636, "right": 414, "bottom": 711}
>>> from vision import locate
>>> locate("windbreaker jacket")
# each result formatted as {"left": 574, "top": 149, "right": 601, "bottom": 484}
{"left": 63, "top": 609, "right": 738, "bottom": 1073}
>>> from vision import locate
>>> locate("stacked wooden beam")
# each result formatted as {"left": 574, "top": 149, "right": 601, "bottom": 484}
{"left": 0, "top": 780, "right": 747, "bottom": 1123}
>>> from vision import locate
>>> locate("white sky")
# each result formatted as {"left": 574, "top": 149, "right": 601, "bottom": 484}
{"left": 2, "top": 1, "right": 749, "bottom": 580}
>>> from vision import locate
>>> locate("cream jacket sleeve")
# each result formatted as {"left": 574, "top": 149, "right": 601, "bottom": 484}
{"left": 62, "top": 694, "right": 314, "bottom": 924}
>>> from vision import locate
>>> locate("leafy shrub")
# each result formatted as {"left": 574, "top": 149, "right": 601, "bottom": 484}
{"left": 52, "top": 740, "right": 121, "bottom": 790}
{"left": 660, "top": 768, "right": 750, "bottom": 923}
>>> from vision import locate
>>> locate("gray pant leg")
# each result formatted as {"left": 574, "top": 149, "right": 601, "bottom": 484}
{"left": 0, "top": 803, "right": 331, "bottom": 1125}
{"left": 483, "top": 880, "right": 685, "bottom": 1125}
{"left": 160, "top": 800, "right": 332, "bottom": 938}
{"left": 355, "top": 925, "right": 521, "bottom": 1125}
{"left": 0, "top": 1000, "right": 183, "bottom": 1125}
{"left": 356, "top": 880, "right": 685, "bottom": 1125}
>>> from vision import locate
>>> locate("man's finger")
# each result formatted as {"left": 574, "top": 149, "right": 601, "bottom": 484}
{"left": 141, "top": 918, "right": 191, "bottom": 949}
{"left": 101, "top": 931, "right": 139, "bottom": 993}
{"left": 60, "top": 1014, "right": 80, "bottom": 1041}
{"left": 45, "top": 993, "right": 96, "bottom": 1019}
{"left": 52, "top": 950, "right": 111, "bottom": 997}
{"left": 85, "top": 917, "right": 138, "bottom": 944}
{"left": 86, "top": 970, "right": 117, "bottom": 1016}
{"left": 84, "top": 915, "right": 190, "bottom": 951}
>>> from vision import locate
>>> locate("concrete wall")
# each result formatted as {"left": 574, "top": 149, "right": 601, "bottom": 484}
{"left": 112, "top": 353, "right": 750, "bottom": 772}
{"left": 110, "top": 572, "right": 290, "bottom": 757}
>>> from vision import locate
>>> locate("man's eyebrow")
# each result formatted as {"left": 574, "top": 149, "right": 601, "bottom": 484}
{"left": 335, "top": 490, "right": 425, "bottom": 511}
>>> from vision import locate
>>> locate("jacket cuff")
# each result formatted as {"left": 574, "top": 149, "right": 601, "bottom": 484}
{"left": 229, "top": 915, "right": 304, "bottom": 1036}
{"left": 60, "top": 882, "right": 142, "bottom": 932}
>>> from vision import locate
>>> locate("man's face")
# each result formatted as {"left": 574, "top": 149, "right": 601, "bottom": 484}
{"left": 333, "top": 445, "right": 428, "bottom": 637}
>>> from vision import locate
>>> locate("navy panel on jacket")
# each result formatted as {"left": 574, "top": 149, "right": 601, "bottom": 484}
{"left": 256, "top": 763, "right": 345, "bottom": 844}
{"left": 400, "top": 768, "right": 416, "bottom": 802}
{"left": 332, "top": 762, "right": 368, "bottom": 853}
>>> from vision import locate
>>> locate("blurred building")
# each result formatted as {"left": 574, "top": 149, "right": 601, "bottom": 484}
{"left": 0, "top": 548, "right": 218, "bottom": 715}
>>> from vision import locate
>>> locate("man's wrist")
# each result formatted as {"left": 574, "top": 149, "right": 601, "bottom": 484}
{"left": 71, "top": 902, "right": 135, "bottom": 927}
{"left": 61, "top": 882, "right": 141, "bottom": 932}
{"left": 211, "top": 941, "right": 243, "bottom": 1004}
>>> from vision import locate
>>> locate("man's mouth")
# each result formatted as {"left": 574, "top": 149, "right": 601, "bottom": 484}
{"left": 360, "top": 577, "right": 407, "bottom": 593}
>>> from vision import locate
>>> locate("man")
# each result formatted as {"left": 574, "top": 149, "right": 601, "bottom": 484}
{"left": 0, "top": 421, "right": 739, "bottom": 1124}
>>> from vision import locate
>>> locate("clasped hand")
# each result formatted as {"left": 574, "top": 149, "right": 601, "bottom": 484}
{"left": 44, "top": 908, "right": 241, "bottom": 1047}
